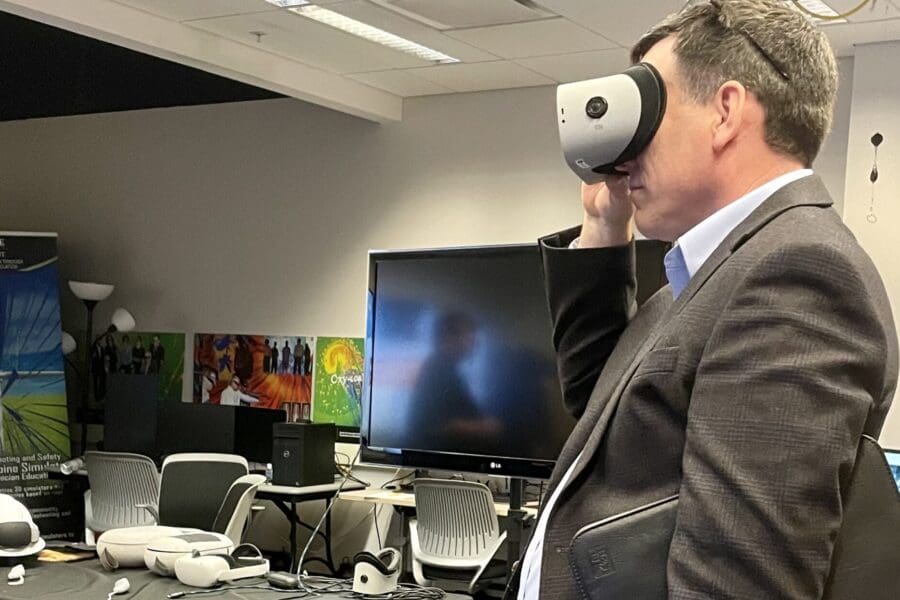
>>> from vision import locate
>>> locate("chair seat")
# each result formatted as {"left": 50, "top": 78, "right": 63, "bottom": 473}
{"left": 422, "top": 558, "right": 507, "bottom": 582}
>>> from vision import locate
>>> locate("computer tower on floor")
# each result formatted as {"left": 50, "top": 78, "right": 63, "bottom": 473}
{"left": 272, "top": 422, "right": 336, "bottom": 487}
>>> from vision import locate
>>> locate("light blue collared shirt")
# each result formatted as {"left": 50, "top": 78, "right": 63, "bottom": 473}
{"left": 521, "top": 168, "right": 813, "bottom": 600}
{"left": 665, "top": 168, "right": 813, "bottom": 297}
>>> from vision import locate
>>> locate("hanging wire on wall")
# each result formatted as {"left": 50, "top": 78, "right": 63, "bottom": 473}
{"left": 867, "top": 133, "right": 883, "bottom": 224}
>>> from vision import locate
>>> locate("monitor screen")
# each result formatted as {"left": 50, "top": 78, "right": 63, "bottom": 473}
{"left": 362, "top": 244, "right": 575, "bottom": 478}
{"left": 886, "top": 449, "right": 900, "bottom": 493}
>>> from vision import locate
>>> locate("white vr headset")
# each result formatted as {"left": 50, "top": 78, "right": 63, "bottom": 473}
{"left": 174, "top": 544, "right": 269, "bottom": 589}
{"left": 0, "top": 494, "right": 45, "bottom": 558}
{"left": 557, "top": 62, "right": 667, "bottom": 184}
{"left": 352, "top": 547, "right": 401, "bottom": 595}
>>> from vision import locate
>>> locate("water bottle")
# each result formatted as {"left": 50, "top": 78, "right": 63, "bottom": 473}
{"left": 60, "top": 457, "right": 84, "bottom": 475}
{"left": 265, "top": 462, "right": 273, "bottom": 483}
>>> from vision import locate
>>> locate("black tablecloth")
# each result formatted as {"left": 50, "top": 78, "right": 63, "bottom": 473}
{"left": 0, "top": 559, "right": 468, "bottom": 599}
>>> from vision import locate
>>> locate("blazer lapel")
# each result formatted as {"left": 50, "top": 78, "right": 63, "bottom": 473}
{"left": 553, "top": 175, "right": 834, "bottom": 499}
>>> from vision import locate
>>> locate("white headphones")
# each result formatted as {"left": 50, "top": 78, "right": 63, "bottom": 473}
{"left": 352, "top": 547, "right": 401, "bottom": 595}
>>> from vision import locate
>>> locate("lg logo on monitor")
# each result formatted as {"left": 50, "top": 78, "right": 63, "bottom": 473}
{"left": 489, "top": 462, "right": 502, "bottom": 470}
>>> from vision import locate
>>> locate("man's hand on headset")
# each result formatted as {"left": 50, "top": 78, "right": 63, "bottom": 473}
{"left": 579, "top": 174, "right": 633, "bottom": 248}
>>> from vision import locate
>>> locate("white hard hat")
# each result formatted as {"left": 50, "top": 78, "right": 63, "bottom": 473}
{"left": 0, "top": 494, "right": 45, "bottom": 557}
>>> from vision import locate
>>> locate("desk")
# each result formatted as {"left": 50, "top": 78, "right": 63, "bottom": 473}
{"left": 339, "top": 488, "right": 539, "bottom": 518}
{"left": 257, "top": 478, "right": 365, "bottom": 575}
{"left": 0, "top": 560, "right": 468, "bottom": 599}
{"left": 340, "top": 487, "right": 537, "bottom": 585}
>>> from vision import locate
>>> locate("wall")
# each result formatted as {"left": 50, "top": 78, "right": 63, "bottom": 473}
{"left": 817, "top": 57, "right": 854, "bottom": 216}
{"left": 0, "top": 87, "right": 583, "bottom": 340}
{"left": 842, "top": 42, "right": 900, "bottom": 447}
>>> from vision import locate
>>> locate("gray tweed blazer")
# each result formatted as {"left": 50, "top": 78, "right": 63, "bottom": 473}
{"left": 531, "top": 175, "right": 897, "bottom": 599}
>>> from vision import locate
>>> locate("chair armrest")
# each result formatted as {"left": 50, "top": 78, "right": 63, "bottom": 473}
{"left": 136, "top": 503, "right": 160, "bottom": 524}
{"left": 468, "top": 531, "right": 508, "bottom": 595}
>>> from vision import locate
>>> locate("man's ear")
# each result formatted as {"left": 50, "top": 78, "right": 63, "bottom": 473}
{"left": 711, "top": 80, "right": 748, "bottom": 153}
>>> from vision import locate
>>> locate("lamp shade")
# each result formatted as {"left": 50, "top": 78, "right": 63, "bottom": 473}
{"left": 68, "top": 281, "right": 114, "bottom": 302}
{"left": 61, "top": 331, "right": 77, "bottom": 355}
{"left": 110, "top": 308, "right": 136, "bottom": 333}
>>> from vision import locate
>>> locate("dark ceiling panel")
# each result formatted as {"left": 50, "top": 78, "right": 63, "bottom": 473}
{"left": 0, "top": 10, "right": 283, "bottom": 122}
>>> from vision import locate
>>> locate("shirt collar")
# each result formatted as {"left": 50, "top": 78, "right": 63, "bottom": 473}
{"left": 677, "top": 169, "right": 813, "bottom": 278}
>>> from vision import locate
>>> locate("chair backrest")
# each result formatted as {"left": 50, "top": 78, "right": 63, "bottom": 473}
{"left": 413, "top": 479, "right": 502, "bottom": 561}
{"left": 211, "top": 474, "right": 266, "bottom": 545}
{"left": 823, "top": 435, "right": 900, "bottom": 599}
{"left": 84, "top": 451, "right": 159, "bottom": 532}
{"left": 158, "top": 453, "right": 248, "bottom": 529}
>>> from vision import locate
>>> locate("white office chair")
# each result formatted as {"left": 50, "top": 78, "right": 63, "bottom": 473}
{"left": 139, "top": 453, "right": 248, "bottom": 531}
{"left": 409, "top": 479, "right": 508, "bottom": 594}
{"left": 83, "top": 451, "right": 160, "bottom": 544}
{"left": 211, "top": 474, "right": 266, "bottom": 545}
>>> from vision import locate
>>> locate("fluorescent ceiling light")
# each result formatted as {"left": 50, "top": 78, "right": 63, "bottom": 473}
{"left": 264, "top": 0, "right": 310, "bottom": 7}
{"left": 786, "top": 0, "right": 848, "bottom": 25}
{"left": 289, "top": 5, "right": 459, "bottom": 64}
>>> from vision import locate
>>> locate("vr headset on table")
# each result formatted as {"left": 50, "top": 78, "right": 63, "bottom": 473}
{"left": 557, "top": 62, "right": 667, "bottom": 184}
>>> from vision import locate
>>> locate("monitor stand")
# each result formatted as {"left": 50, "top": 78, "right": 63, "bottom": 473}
{"left": 505, "top": 478, "right": 530, "bottom": 581}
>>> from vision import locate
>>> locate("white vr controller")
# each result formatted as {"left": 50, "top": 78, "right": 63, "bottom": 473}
{"left": 557, "top": 62, "right": 667, "bottom": 184}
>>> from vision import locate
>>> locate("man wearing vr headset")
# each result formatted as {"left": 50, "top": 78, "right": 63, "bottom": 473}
{"left": 516, "top": 1, "right": 898, "bottom": 598}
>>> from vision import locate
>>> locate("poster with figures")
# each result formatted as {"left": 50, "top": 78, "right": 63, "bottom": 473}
{"left": 99, "top": 331, "right": 185, "bottom": 403}
{"left": 193, "top": 333, "right": 315, "bottom": 410}
{"left": 312, "top": 337, "right": 363, "bottom": 430}
{"left": 0, "top": 232, "right": 77, "bottom": 540}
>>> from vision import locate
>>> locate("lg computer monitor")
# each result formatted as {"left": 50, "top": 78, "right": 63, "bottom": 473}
{"left": 361, "top": 243, "right": 574, "bottom": 479}
{"left": 886, "top": 449, "right": 900, "bottom": 493}
{"left": 360, "top": 240, "right": 668, "bottom": 479}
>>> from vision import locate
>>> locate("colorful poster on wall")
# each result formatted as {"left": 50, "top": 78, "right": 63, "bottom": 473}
{"left": 99, "top": 332, "right": 185, "bottom": 403}
{"left": 0, "top": 231, "right": 76, "bottom": 540}
{"left": 312, "top": 337, "right": 363, "bottom": 429}
{"left": 193, "top": 334, "right": 315, "bottom": 410}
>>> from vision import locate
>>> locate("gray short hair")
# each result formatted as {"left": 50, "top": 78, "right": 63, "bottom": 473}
{"left": 632, "top": 0, "right": 837, "bottom": 167}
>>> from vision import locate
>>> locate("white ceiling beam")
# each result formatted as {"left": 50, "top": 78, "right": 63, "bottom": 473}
{"left": 0, "top": 0, "right": 403, "bottom": 122}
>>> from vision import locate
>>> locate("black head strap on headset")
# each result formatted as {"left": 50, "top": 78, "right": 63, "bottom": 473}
{"left": 352, "top": 548, "right": 400, "bottom": 575}
{"left": 594, "top": 62, "right": 667, "bottom": 175}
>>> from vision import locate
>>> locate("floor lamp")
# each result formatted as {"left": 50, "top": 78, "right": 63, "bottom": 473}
{"left": 67, "top": 281, "right": 136, "bottom": 455}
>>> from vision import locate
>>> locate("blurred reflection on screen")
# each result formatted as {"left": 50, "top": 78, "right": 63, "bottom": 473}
{"left": 366, "top": 246, "right": 575, "bottom": 462}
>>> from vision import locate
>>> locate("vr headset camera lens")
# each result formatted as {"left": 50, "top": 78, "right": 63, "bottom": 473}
{"left": 585, "top": 96, "right": 608, "bottom": 119}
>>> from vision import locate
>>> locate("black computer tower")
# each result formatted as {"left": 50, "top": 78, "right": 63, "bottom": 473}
{"left": 272, "top": 423, "right": 335, "bottom": 487}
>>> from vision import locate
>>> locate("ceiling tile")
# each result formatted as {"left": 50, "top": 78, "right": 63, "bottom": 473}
{"left": 823, "top": 17, "right": 900, "bottom": 55}
{"left": 536, "top": 0, "right": 685, "bottom": 47}
{"left": 324, "top": 0, "right": 500, "bottom": 66}
{"left": 112, "top": 0, "right": 343, "bottom": 22}
{"left": 445, "top": 17, "right": 618, "bottom": 59}
{"left": 349, "top": 70, "right": 453, "bottom": 96}
{"left": 514, "top": 48, "right": 630, "bottom": 82}
{"left": 112, "top": 0, "right": 274, "bottom": 21}
{"left": 828, "top": 0, "right": 900, "bottom": 22}
{"left": 404, "top": 60, "right": 554, "bottom": 92}
{"left": 368, "top": 0, "right": 551, "bottom": 29}
{"left": 187, "top": 10, "right": 434, "bottom": 74}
